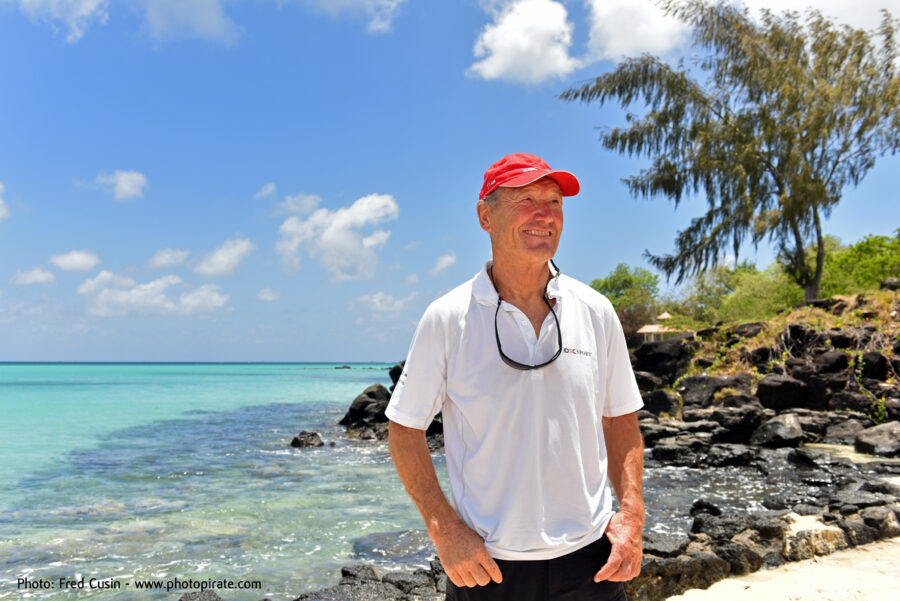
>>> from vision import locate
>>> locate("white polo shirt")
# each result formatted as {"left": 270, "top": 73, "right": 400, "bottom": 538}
{"left": 386, "top": 260, "right": 643, "bottom": 561}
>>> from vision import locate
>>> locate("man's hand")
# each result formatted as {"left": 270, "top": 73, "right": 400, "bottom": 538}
{"left": 432, "top": 521, "right": 503, "bottom": 588}
{"left": 593, "top": 511, "right": 644, "bottom": 582}
{"left": 388, "top": 421, "right": 501, "bottom": 589}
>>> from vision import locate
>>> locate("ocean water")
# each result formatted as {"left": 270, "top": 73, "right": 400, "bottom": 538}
{"left": 0, "top": 364, "right": 782, "bottom": 600}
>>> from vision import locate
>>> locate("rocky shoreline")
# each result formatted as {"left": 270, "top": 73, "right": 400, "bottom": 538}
{"left": 270, "top": 296, "right": 900, "bottom": 601}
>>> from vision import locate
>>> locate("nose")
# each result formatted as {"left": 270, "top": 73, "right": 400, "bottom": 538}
{"left": 533, "top": 199, "right": 557, "bottom": 221}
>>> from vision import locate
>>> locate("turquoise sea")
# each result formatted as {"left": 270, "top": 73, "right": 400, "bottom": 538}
{"left": 1, "top": 363, "right": 782, "bottom": 600}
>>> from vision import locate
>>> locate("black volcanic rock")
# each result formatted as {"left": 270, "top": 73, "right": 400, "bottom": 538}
{"left": 855, "top": 422, "right": 900, "bottom": 457}
{"left": 815, "top": 351, "right": 850, "bottom": 373}
{"left": 340, "top": 384, "right": 391, "bottom": 427}
{"left": 179, "top": 592, "right": 224, "bottom": 601}
{"left": 634, "top": 370, "right": 663, "bottom": 392}
{"left": 750, "top": 414, "right": 804, "bottom": 448}
{"left": 732, "top": 322, "right": 765, "bottom": 338}
{"left": 880, "top": 277, "right": 900, "bottom": 291}
{"left": 291, "top": 431, "right": 325, "bottom": 448}
{"left": 639, "top": 422, "right": 684, "bottom": 446}
{"left": 712, "top": 541, "right": 762, "bottom": 575}
{"left": 632, "top": 337, "right": 695, "bottom": 385}
{"left": 677, "top": 373, "right": 752, "bottom": 408}
{"left": 825, "top": 418, "right": 870, "bottom": 444}
{"left": 293, "top": 581, "right": 405, "bottom": 601}
{"left": 755, "top": 374, "right": 809, "bottom": 411}
{"left": 706, "top": 444, "right": 757, "bottom": 467}
{"left": 828, "top": 391, "right": 872, "bottom": 413}
{"left": 690, "top": 499, "right": 723, "bottom": 517}
{"left": 642, "top": 389, "right": 680, "bottom": 416}
{"left": 643, "top": 532, "right": 690, "bottom": 558}
{"left": 860, "top": 352, "right": 889, "bottom": 381}
{"left": 650, "top": 434, "right": 711, "bottom": 466}
{"left": 746, "top": 346, "right": 775, "bottom": 370}
{"left": 683, "top": 401, "right": 765, "bottom": 444}
{"left": 388, "top": 361, "right": 405, "bottom": 387}
{"left": 783, "top": 322, "right": 816, "bottom": 355}
{"left": 824, "top": 329, "right": 858, "bottom": 349}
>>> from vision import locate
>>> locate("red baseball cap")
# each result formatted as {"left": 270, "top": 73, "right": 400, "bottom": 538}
{"left": 479, "top": 153, "right": 580, "bottom": 201}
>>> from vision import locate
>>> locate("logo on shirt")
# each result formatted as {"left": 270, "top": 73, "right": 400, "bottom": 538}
{"left": 563, "top": 347, "right": 592, "bottom": 357}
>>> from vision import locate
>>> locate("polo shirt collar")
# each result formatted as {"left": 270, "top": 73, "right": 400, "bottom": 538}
{"left": 472, "top": 260, "right": 562, "bottom": 306}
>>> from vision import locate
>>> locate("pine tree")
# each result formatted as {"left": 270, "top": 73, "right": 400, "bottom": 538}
{"left": 562, "top": 1, "right": 900, "bottom": 301}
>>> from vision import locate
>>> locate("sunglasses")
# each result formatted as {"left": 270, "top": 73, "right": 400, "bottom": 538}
{"left": 491, "top": 261, "right": 562, "bottom": 371}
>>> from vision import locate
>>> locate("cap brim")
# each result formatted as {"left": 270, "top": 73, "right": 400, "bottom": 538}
{"left": 499, "top": 170, "right": 580, "bottom": 197}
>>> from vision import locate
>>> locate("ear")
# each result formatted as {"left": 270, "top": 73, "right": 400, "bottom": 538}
{"left": 477, "top": 201, "right": 491, "bottom": 233}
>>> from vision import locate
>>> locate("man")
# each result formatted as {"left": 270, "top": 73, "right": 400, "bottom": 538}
{"left": 386, "top": 153, "right": 645, "bottom": 601}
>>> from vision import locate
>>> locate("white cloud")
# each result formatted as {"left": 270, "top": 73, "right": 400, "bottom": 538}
{"left": 254, "top": 182, "right": 276, "bottom": 199}
{"left": 256, "top": 287, "right": 280, "bottom": 302}
{"left": 96, "top": 170, "right": 148, "bottom": 201}
{"left": 49, "top": 249, "right": 100, "bottom": 271}
{"left": 148, "top": 248, "right": 191, "bottom": 269}
{"left": 278, "top": 193, "right": 322, "bottom": 215}
{"left": 9, "top": 0, "right": 412, "bottom": 43}
{"left": 468, "top": 1, "right": 900, "bottom": 87}
{"left": 77, "top": 272, "right": 228, "bottom": 317}
{"left": 276, "top": 193, "right": 398, "bottom": 280}
{"left": 13, "top": 267, "right": 56, "bottom": 285}
{"left": 303, "top": 0, "right": 408, "bottom": 33}
{"left": 428, "top": 251, "right": 456, "bottom": 276}
{"left": 7, "top": 0, "right": 237, "bottom": 43}
{"left": 14, "top": 0, "right": 110, "bottom": 43}
{"left": 138, "top": 0, "right": 239, "bottom": 43}
{"left": 584, "top": 1, "right": 900, "bottom": 63}
{"left": 0, "top": 182, "right": 9, "bottom": 223}
{"left": 363, "top": 229, "right": 391, "bottom": 249}
{"left": 584, "top": 0, "right": 689, "bottom": 62}
{"left": 77, "top": 270, "right": 136, "bottom": 295}
{"left": 405, "top": 273, "right": 419, "bottom": 285}
{"left": 177, "top": 283, "right": 229, "bottom": 315}
{"left": 195, "top": 237, "right": 256, "bottom": 276}
{"left": 743, "top": 1, "right": 899, "bottom": 33}
{"left": 356, "top": 290, "right": 416, "bottom": 312}
{"left": 468, "top": 0, "right": 580, "bottom": 85}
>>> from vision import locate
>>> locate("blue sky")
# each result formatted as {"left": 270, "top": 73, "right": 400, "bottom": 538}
{"left": 1, "top": 0, "right": 898, "bottom": 362}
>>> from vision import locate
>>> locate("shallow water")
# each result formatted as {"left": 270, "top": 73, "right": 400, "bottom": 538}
{"left": 0, "top": 364, "right": 802, "bottom": 600}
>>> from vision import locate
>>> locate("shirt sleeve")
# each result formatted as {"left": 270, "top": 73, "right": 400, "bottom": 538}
{"left": 385, "top": 302, "right": 448, "bottom": 430}
{"left": 601, "top": 299, "right": 644, "bottom": 418}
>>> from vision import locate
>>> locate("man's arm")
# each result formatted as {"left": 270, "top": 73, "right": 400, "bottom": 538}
{"left": 594, "top": 412, "right": 645, "bottom": 582}
{"left": 388, "top": 420, "right": 502, "bottom": 588}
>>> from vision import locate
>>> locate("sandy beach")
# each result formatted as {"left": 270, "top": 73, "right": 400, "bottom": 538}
{"left": 667, "top": 537, "right": 900, "bottom": 601}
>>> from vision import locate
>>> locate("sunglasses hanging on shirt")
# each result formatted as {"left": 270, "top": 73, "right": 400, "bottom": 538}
{"left": 490, "top": 260, "right": 563, "bottom": 371}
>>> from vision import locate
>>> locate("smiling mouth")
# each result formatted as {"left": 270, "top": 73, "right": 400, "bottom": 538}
{"left": 523, "top": 230, "right": 551, "bottom": 237}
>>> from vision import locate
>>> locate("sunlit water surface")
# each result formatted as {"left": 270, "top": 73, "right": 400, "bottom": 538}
{"left": 1, "top": 364, "right": 788, "bottom": 600}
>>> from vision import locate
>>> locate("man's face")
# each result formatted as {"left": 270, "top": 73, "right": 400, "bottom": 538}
{"left": 477, "top": 178, "right": 564, "bottom": 266}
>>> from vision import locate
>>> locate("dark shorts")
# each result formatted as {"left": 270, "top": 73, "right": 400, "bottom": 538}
{"left": 445, "top": 535, "right": 627, "bottom": 601}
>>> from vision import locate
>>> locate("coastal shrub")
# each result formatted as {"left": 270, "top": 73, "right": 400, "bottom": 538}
{"left": 591, "top": 263, "right": 660, "bottom": 345}
{"left": 712, "top": 387, "right": 742, "bottom": 404}
{"left": 661, "top": 262, "right": 803, "bottom": 326}
{"left": 819, "top": 229, "right": 900, "bottom": 297}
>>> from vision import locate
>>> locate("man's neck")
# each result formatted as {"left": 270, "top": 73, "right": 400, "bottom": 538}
{"left": 489, "top": 256, "right": 553, "bottom": 306}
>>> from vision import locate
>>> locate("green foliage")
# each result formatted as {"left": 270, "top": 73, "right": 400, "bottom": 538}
{"left": 871, "top": 397, "right": 889, "bottom": 425}
{"left": 562, "top": 1, "right": 900, "bottom": 302}
{"left": 660, "top": 260, "right": 803, "bottom": 325}
{"left": 591, "top": 263, "right": 660, "bottom": 341}
{"left": 716, "top": 265, "right": 804, "bottom": 322}
{"left": 712, "top": 387, "right": 742, "bottom": 404}
{"left": 591, "top": 263, "right": 660, "bottom": 301}
{"left": 819, "top": 228, "right": 900, "bottom": 296}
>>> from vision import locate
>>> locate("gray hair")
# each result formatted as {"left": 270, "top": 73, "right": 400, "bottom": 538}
{"left": 480, "top": 187, "right": 506, "bottom": 207}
